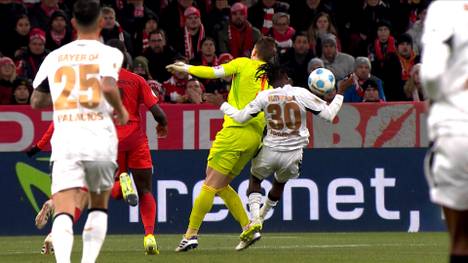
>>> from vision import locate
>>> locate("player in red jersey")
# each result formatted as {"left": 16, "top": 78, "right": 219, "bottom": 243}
{"left": 107, "top": 39, "right": 168, "bottom": 255}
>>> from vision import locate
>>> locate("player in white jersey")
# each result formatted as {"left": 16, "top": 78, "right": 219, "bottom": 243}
{"left": 205, "top": 63, "right": 347, "bottom": 250}
{"left": 421, "top": 1, "right": 468, "bottom": 262}
{"left": 30, "top": 1, "right": 128, "bottom": 262}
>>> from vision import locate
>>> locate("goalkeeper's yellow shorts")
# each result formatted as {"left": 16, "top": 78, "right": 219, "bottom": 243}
{"left": 207, "top": 126, "right": 262, "bottom": 177}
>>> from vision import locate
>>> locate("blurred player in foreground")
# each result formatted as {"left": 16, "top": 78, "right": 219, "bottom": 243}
{"left": 107, "top": 39, "right": 168, "bottom": 255}
{"left": 205, "top": 64, "right": 346, "bottom": 249}
{"left": 30, "top": 0, "right": 127, "bottom": 262}
{"left": 421, "top": 1, "right": 468, "bottom": 263}
{"left": 166, "top": 37, "right": 276, "bottom": 252}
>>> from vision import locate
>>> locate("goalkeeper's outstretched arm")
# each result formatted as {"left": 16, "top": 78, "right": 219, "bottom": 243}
{"left": 166, "top": 61, "right": 236, "bottom": 79}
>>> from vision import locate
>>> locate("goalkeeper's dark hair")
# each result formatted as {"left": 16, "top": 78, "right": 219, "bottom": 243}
{"left": 255, "top": 62, "right": 288, "bottom": 88}
{"left": 73, "top": 0, "right": 101, "bottom": 28}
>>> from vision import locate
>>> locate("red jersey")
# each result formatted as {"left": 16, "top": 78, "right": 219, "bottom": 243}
{"left": 117, "top": 69, "right": 158, "bottom": 150}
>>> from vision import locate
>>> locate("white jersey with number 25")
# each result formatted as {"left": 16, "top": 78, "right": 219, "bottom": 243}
{"left": 33, "top": 40, "right": 123, "bottom": 162}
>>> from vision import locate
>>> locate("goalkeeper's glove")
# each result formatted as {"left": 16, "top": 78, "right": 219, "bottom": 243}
{"left": 26, "top": 145, "right": 42, "bottom": 157}
{"left": 166, "top": 62, "right": 190, "bottom": 74}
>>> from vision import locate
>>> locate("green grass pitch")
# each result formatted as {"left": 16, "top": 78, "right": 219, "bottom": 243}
{"left": 0, "top": 232, "right": 448, "bottom": 263}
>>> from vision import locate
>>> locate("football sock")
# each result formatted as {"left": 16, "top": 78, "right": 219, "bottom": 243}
{"left": 187, "top": 184, "right": 217, "bottom": 237}
{"left": 450, "top": 254, "right": 468, "bottom": 263}
{"left": 260, "top": 196, "right": 278, "bottom": 219}
{"left": 248, "top": 192, "right": 263, "bottom": 220}
{"left": 74, "top": 207, "right": 82, "bottom": 224}
{"left": 82, "top": 209, "right": 108, "bottom": 263}
{"left": 52, "top": 213, "right": 74, "bottom": 263}
{"left": 139, "top": 192, "right": 156, "bottom": 235}
{"left": 218, "top": 185, "right": 250, "bottom": 229}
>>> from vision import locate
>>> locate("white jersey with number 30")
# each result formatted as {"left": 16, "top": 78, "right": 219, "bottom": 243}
{"left": 221, "top": 84, "right": 344, "bottom": 151}
{"left": 33, "top": 40, "right": 123, "bottom": 162}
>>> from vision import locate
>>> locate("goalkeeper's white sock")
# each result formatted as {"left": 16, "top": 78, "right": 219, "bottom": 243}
{"left": 52, "top": 213, "right": 74, "bottom": 263}
{"left": 81, "top": 209, "right": 108, "bottom": 263}
{"left": 248, "top": 192, "right": 263, "bottom": 220}
{"left": 260, "top": 197, "right": 278, "bottom": 219}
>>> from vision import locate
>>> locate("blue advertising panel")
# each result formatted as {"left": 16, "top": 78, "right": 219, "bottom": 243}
{"left": 0, "top": 149, "right": 445, "bottom": 235}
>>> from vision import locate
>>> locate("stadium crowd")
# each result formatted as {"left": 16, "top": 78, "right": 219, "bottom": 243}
{"left": 0, "top": 0, "right": 430, "bottom": 105}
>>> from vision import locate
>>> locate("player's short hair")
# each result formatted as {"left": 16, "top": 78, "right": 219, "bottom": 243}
{"left": 73, "top": 0, "right": 101, "bottom": 28}
{"left": 254, "top": 36, "right": 277, "bottom": 63}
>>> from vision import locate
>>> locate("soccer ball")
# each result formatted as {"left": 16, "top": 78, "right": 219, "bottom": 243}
{"left": 307, "top": 68, "right": 336, "bottom": 95}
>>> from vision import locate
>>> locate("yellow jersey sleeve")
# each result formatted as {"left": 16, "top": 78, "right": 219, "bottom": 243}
{"left": 187, "top": 58, "right": 243, "bottom": 79}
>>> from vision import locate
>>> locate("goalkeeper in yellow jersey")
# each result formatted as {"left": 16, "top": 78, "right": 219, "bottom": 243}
{"left": 166, "top": 37, "right": 276, "bottom": 252}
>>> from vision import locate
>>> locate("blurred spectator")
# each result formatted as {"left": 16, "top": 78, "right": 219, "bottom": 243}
{"left": 280, "top": 32, "right": 314, "bottom": 87}
{"left": 131, "top": 55, "right": 165, "bottom": 102}
{"left": 350, "top": 0, "right": 392, "bottom": 57}
{"left": 289, "top": 0, "right": 333, "bottom": 32}
{"left": 185, "top": 78, "right": 204, "bottom": 104}
{"left": 307, "top": 12, "right": 341, "bottom": 58}
{"left": 248, "top": 0, "right": 289, "bottom": 35}
{"left": 160, "top": 0, "right": 196, "bottom": 50}
{"left": 133, "top": 12, "right": 159, "bottom": 56}
{"left": 190, "top": 37, "right": 218, "bottom": 66}
{"left": 16, "top": 28, "right": 48, "bottom": 81}
{"left": 320, "top": 33, "right": 354, "bottom": 80}
{"left": 143, "top": 29, "right": 179, "bottom": 83}
{"left": 171, "top": 6, "right": 205, "bottom": 60}
{"left": 403, "top": 63, "right": 426, "bottom": 101}
{"left": 132, "top": 56, "right": 153, "bottom": 80}
{"left": 217, "top": 2, "right": 261, "bottom": 58}
{"left": 45, "top": 10, "right": 72, "bottom": 51}
{"left": 0, "top": 56, "right": 16, "bottom": 105}
{"left": 307, "top": 57, "right": 324, "bottom": 74}
{"left": 341, "top": 57, "right": 386, "bottom": 102}
{"left": 368, "top": 20, "right": 396, "bottom": 67}
{"left": 373, "top": 32, "right": 419, "bottom": 102}
{"left": 0, "top": 0, "right": 27, "bottom": 55}
{"left": 117, "top": 0, "right": 157, "bottom": 40}
{"left": 361, "top": 78, "right": 383, "bottom": 103}
{"left": 162, "top": 57, "right": 194, "bottom": 103}
{"left": 10, "top": 77, "right": 31, "bottom": 105}
{"left": 396, "top": 33, "right": 420, "bottom": 83}
{"left": 267, "top": 12, "right": 295, "bottom": 54}
{"left": 390, "top": 0, "right": 429, "bottom": 37}
{"left": 406, "top": 3, "right": 428, "bottom": 55}
{"left": 28, "top": 0, "right": 68, "bottom": 31}
{"left": 100, "top": 7, "right": 134, "bottom": 55}
{"left": 205, "top": 0, "right": 230, "bottom": 42}
{"left": 4, "top": 14, "right": 31, "bottom": 58}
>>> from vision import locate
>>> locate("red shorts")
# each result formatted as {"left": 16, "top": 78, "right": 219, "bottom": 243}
{"left": 117, "top": 124, "right": 153, "bottom": 173}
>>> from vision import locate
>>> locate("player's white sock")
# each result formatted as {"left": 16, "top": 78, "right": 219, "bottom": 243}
{"left": 248, "top": 192, "right": 263, "bottom": 220}
{"left": 81, "top": 209, "right": 108, "bottom": 263}
{"left": 52, "top": 213, "right": 74, "bottom": 263}
{"left": 260, "top": 197, "right": 278, "bottom": 219}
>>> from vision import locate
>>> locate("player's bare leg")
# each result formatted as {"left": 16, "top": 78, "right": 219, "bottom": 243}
{"left": 132, "top": 168, "right": 159, "bottom": 255}
{"left": 443, "top": 207, "right": 468, "bottom": 262}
